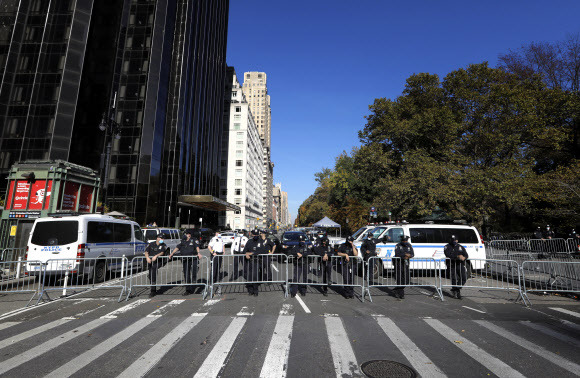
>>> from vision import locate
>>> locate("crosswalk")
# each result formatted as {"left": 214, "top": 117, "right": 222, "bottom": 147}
{"left": 0, "top": 300, "right": 578, "bottom": 377}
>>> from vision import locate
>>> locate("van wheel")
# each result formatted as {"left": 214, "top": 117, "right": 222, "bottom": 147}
{"left": 93, "top": 261, "right": 107, "bottom": 283}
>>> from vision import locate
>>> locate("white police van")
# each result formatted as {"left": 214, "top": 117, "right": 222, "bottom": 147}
{"left": 141, "top": 227, "right": 182, "bottom": 250}
{"left": 368, "top": 223, "right": 486, "bottom": 271}
{"left": 26, "top": 214, "right": 148, "bottom": 282}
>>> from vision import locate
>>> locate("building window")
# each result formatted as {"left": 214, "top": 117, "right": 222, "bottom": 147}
{"left": 233, "top": 123, "right": 240, "bottom": 130}
{"left": 234, "top": 114, "right": 241, "bottom": 119}
{"left": 236, "top": 150, "right": 243, "bottom": 157}
{"left": 235, "top": 189, "right": 242, "bottom": 195}
{"left": 235, "top": 106, "right": 241, "bottom": 112}
{"left": 236, "top": 160, "right": 243, "bottom": 167}
{"left": 235, "top": 210, "right": 241, "bottom": 215}
{"left": 236, "top": 141, "right": 243, "bottom": 146}
{"left": 235, "top": 169, "right": 242, "bottom": 176}
{"left": 235, "top": 179, "right": 242, "bottom": 186}
{"left": 235, "top": 198, "right": 241, "bottom": 205}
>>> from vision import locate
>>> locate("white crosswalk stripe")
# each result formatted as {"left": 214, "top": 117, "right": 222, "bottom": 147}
{"left": 260, "top": 313, "right": 294, "bottom": 378}
{"left": 375, "top": 317, "right": 446, "bottom": 378}
{"left": 549, "top": 307, "right": 580, "bottom": 319}
{"left": 0, "top": 322, "right": 20, "bottom": 331}
{"left": 194, "top": 317, "right": 247, "bottom": 378}
{"left": 325, "top": 316, "right": 363, "bottom": 377}
{"left": 424, "top": 318, "right": 525, "bottom": 378}
{"left": 118, "top": 313, "right": 207, "bottom": 378}
{"left": 0, "top": 318, "right": 69, "bottom": 351}
{"left": 519, "top": 320, "right": 580, "bottom": 348}
{"left": 475, "top": 320, "right": 580, "bottom": 375}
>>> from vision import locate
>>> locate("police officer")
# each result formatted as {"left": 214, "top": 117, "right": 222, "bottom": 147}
{"left": 315, "top": 230, "right": 328, "bottom": 246}
{"left": 444, "top": 235, "right": 469, "bottom": 299}
{"left": 394, "top": 235, "right": 414, "bottom": 299}
{"left": 361, "top": 232, "right": 378, "bottom": 282}
{"left": 145, "top": 233, "right": 170, "bottom": 297}
{"left": 230, "top": 231, "right": 248, "bottom": 281}
{"left": 533, "top": 226, "right": 544, "bottom": 239}
{"left": 243, "top": 229, "right": 261, "bottom": 296}
{"left": 544, "top": 225, "right": 555, "bottom": 239}
{"left": 289, "top": 236, "right": 310, "bottom": 297}
{"left": 336, "top": 236, "right": 358, "bottom": 298}
{"left": 313, "top": 236, "right": 333, "bottom": 296}
{"left": 259, "top": 229, "right": 276, "bottom": 282}
{"left": 169, "top": 229, "right": 201, "bottom": 295}
{"left": 208, "top": 232, "right": 225, "bottom": 287}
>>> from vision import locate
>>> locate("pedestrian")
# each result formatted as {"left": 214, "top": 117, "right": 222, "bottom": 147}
{"left": 312, "top": 236, "right": 333, "bottom": 296}
{"left": 544, "top": 225, "right": 555, "bottom": 239}
{"left": 259, "top": 229, "right": 276, "bottom": 282}
{"left": 361, "top": 232, "right": 378, "bottom": 282}
{"left": 230, "top": 231, "right": 248, "bottom": 281}
{"left": 208, "top": 232, "right": 225, "bottom": 289}
{"left": 393, "top": 235, "right": 414, "bottom": 299}
{"left": 290, "top": 236, "right": 310, "bottom": 297}
{"left": 144, "top": 233, "right": 170, "bottom": 297}
{"left": 444, "top": 235, "right": 469, "bottom": 299}
{"left": 168, "top": 229, "right": 201, "bottom": 295}
{"left": 243, "top": 229, "right": 261, "bottom": 296}
{"left": 336, "top": 235, "right": 358, "bottom": 299}
{"left": 533, "top": 226, "right": 543, "bottom": 239}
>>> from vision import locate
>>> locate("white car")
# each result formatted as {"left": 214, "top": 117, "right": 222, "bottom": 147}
{"left": 219, "top": 232, "right": 236, "bottom": 246}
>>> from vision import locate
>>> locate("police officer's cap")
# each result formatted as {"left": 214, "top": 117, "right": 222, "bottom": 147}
{"left": 156, "top": 233, "right": 167, "bottom": 239}
{"left": 346, "top": 236, "right": 354, "bottom": 242}
{"left": 400, "top": 235, "right": 409, "bottom": 241}
{"left": 251, "top": 229, "right": 260, "bottom": 236}
{"left": 450, "top": 235, "right": 457, "bottom": 241}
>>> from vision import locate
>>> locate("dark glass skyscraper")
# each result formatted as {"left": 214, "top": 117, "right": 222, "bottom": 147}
{"left": 0, "top": 0, "right": 230, "bottom": 227}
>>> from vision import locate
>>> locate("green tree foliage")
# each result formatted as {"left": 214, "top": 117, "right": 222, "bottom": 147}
{"left": 298, "top": 62, "right": 579, "bottom": 233}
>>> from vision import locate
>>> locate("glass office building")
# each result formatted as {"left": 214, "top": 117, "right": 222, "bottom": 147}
{"left": 0, "top": 0, "right": 230, "bottom": 227}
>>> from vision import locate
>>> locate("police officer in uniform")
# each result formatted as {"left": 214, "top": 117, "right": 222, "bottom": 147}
{"left": 312, "top": 236, "right": 333, "bottom": 296}
{"left": 259, "top": 229, "right": 276, "bottom": 282}
{"left": 230, "top": 231, "right": 248, "bottom": 281}
{"left": 290, "top": 236, "right": 310, "bottom": 297}
{"left": 243, "top": 229, "right": 261, "bottom": 296}
{"left": 394, "top": 235, "right": 414, "bottom": 299}
{"left": 169, "top": 229, "right": 201, "bottom": 295}
{"left": 444, "top": 235, "right": 469, "bottom": 299}
{"left": 145, "top": 233, "right": 170, "bottom": 297}
{"left": 208, "top": 232, "right": 225, "bottom": 287}
{"left": 361, "top": 232, "right": 378, "bottom": 282}
{"left": 337, "top": 236, "right": 358, "bottom": 298}
{"left": 533, "top": 226, "right": 543, "bottom": 239}
{"left": 544, "top": 225, "right": 555, "bottom": 239}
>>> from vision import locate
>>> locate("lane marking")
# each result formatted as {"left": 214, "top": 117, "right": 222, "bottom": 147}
{"left": 549, "top": 307, "right": 580, "bottom": 319}
{"left": 119, "top": 313, "right": 208, "bottom": 378}
{"left": 325, "top": 316, "right": 362, "bottom": 377}
{"left": 295, "top": 295, "right": 311, "bottom": 314}
{"left": 237, "top": 306, "right": 254, "bottom": 316}
{"left": 259, "top": 315, "right": 294, "bottom": 378}
{"left": 519, "top": 321, "right": 580, "bottom": 348}
{"left": 462, "top": 306, "right": 486, "bottom": 314}
{"left": 45, "top": 301, "right": 186, "bottom": 378}
{"left": 424, "top": 319, "right": 525, "bottom": 378}
{"left": 0, "top": 322, "right": 20, "bottom": 332}
{"left": 0, "top": 318, "right": 109, "bottom": 373}
{"left": 146, "top": 299, "right": 185, "bottom": 318}
{"left": 203, "top": 298, "right": 221, "bottom": 307}
{"left": 194, "top": 317, "right": 247, "bottom": 378}
{"left": 475, "top": 320, "right": 580, "bottom": 375}
{"left": 100, "top": 299, "right": 150, "bottom": 319}
{"left": 0, "top": 318, "right": 69, "bottom": 351}
{"left": 64, "top": 304, "right": 107, "bottom": 319}
{"left": 376, "top": 317, "right": 446, "bottom": 378}
{"left": 279, "top": 304, "right": 293, "bottom": 315}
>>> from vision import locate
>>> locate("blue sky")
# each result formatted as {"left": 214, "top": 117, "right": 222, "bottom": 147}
{"left": 226, "top": 1, "right": 580, "bottom": 224}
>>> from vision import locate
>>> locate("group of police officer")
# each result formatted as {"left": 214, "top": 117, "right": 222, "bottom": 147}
{"left": 143, "top": 228, "right": 470, "bottom": 300}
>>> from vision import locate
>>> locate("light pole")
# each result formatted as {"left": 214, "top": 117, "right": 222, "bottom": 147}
{"left": 99, "top": 111, "right": 121, "bottom": 213}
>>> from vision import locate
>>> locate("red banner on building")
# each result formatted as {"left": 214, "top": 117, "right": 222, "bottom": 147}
{"left": 29, "top": 180, "right": 52, "bottom": 210}
{"left": 11, "top": 181, "right": 31, "bottom": 210}
{"left": 60, "top": 182, "right": 80, "bottom": 211}
{"left": 78, "top": 185, "right": 93, "bottom": 212}
{"left": 5, "top": 181, "right": 15, "bottom": 209}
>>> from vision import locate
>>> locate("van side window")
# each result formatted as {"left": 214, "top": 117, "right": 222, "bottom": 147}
{"left": 171, "top": 230, "right": 178, "bottom": 239}
{"left": 441, "top": 229, "right": 478, "bottom": 243}
{"left": 133, "top": 225, "right": 145, "bottom": 241}
{"left": 386, "top": 228, "right": 404, "bottom": 243}
{"left": 410, "top": 228, "right": 440, "bottom": 243}
{"left": 114, "top": 223, "right": 132, "bottom": 243}
{"left": 161, "top": 229, "right": 171, "bottom": 237}
{"left": 87, "top": 222, "right": 114, "bottom": 243}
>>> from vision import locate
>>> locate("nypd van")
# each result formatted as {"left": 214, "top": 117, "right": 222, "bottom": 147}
{"left": 367, "top": 223, "right": 486, "bottom": 271}
{"left": 26, "top": 214, "right": 148, "bottom": 282}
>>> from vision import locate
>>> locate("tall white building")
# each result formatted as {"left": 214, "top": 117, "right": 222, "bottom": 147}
{"left": 243, "top": 72, "right": 274, "bottom": 228}
{"left": 220, "top": 68, "right": 264, "bottom": 230}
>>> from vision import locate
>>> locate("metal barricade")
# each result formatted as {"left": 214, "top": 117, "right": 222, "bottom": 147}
{"left": 330, "top": 256, "right": 365, "bottom": 302}
{"left": 439, "top": 258, "right": 524, "bottom": 303}
{"left": 365, "top": 257, "right": 443, "bottom": 302}
{"left": 1, "top": 248, "right": 27, "bottom": 263}
{"left": 36, "top": 257, "right": 130, "bottom": 304}
{"left": 566, "top": 238, "right": 580, "bottom": 254}
{"left": 529, "top": 238, "right": 571, "bottom": 254}
{"left": 520, "top": 260, "right": 580, "bottom": 305}
{"left": 286, "top": 255, "right": 333, "bottom": 295}
{"left": 127, "top": 255, "right": 209, "bottom": 300}
{"left": 211, "top": 254, "right": 288, "bottom": 298}
{"left": 0, "top": 259, "right": 42, "bottom": 306}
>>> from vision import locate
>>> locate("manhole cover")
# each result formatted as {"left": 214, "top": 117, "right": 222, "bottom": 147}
{"left": 360, "top": 360, "right": 417, "bottom": 378}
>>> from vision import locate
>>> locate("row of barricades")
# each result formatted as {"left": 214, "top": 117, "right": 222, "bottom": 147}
{"left": 487, "top": 238, "right": 580, "bottom": 255}
{"left": 0, "top": 254, "right": 578, "bottom": 306}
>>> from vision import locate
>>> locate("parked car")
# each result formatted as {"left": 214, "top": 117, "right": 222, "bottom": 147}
{"left": 219, "top": 231, "right": 236, "bottom": 247}
{"left": 280, "top": 231, "right": 312, "bottom": 255}
{"left": 199, "top": 228, "right": 214, "bottom": 249}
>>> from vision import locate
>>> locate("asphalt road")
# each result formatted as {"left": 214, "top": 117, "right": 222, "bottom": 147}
{"left": 0, "top": 249, "right": 578, "bottom": 377}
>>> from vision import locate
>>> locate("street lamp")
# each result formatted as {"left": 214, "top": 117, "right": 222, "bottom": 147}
{"left": 99, "top": 111, "right": 122, "bottom": 212}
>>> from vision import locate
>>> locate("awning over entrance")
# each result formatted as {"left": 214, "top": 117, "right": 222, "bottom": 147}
{"left": 178, "top": 195, "right": 240, "bottom": 212}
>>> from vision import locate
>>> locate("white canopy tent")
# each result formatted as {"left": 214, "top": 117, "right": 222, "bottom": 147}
{"left": 312, "top": 216, "right": 341, "bottom": 237}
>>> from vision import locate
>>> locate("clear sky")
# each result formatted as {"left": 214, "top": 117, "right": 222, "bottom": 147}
{"left": 226, "top": 0, "right": 580, "bottom": 224}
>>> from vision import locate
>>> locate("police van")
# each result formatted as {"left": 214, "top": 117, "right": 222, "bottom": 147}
{"left": 368, "top": 223, "right": 486, "bottom": 271}
{"left": 141, "top": 227, "right": 182, "bottom": 250}
{"left": 26, "top": 214, "right": 148, "bottom": 282}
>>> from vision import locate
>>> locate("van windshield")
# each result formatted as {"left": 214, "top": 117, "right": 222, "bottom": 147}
{"left": 31, "top": 221, "right": 78, "bottom": 246}
{"left": 144, "top": 230, "right": 157, "bottom": 240}
{"left": 351, "top": 227, "right": 368, "bottom": 239}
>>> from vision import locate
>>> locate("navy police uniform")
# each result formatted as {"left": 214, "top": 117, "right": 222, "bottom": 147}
{"left": 337, "top": 238, "right": 357, "bottom": 298}
{"left": 290, "top": 242, "right": 310, "bottom": 297}
{"left": 173, "top": 235, "right": 201, "bottom": 294}
{"left": 394, "top": 239, "right": 414, "bottom": 299}
{"left": 444, "top": 239, "right": 469, "bottom": 299}
{"left": 312, "top": 240, "right": 333, "bottom": 295}
{"left": 145, "top": 237, "right": 170, "bottom": 296}
{"left": 243, "top": 231, "right": 262, "bottom": 295}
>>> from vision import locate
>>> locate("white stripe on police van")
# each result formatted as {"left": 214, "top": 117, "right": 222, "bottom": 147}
{"left": 101, "top": 299, "right": 150, "bottom": 319}
{"left": 118, "top": 313, "right": 207, "bottom": 378}
{"left": 475, "top": 320, "right": 580, "bottom": 375}
{"left": 45, "top": 300, "right": 185, "bottom": 378}
{"left": 0, "top": 318, "right": 69, "bottom": 351}
{"left": 519, "top": 321, "right": 580, "bottom": 348}
{"left": 0, "top": 318, "right": 109, "bottom": 373}
{"left": 325, "top": 316, "right": 362, "bottom": 377}
{"left": 194, "top": 317, "right": 247, "bottom": 378}
{"left": 549, "top": 307, "right": 580, "bottom": 319}
{"left": 146, "top": 300, "right": 185, "bottom": 318}
{"left": 0, "top": 322, "right": 19, "bottom": 332}
{"left": 259, "top": 315, "right": 294, "bottom": 378}
{"left": 375, "top": 317, "right": 446, "bottom": 378}
{"left": 424, "top": 319, "right": 525, "bottom": 378}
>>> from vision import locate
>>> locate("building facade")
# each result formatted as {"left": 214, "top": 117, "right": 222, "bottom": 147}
{"left": 0, "top": 0, "right": 231, "bottom": 227}
{"left": 219, "top": 67, "right": 263, "bottom": 230}
{"left": 242, "top": 72, "right": 274, "bottom": 228}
